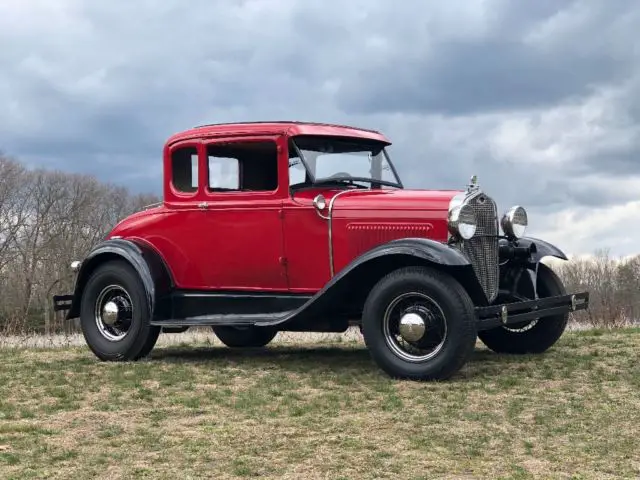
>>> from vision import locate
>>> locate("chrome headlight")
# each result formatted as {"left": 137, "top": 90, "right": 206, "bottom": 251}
{"left": 501, "top": 206, "right": 528, "bottom": 239}
{"left": 448, "top": 203, "right": 477, "bottom": 240}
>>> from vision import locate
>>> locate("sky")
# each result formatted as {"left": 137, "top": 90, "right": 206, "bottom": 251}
{"left": 1, "top": 0, "right": 639, "bottom": 257}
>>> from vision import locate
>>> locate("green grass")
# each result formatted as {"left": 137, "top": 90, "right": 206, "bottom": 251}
{"left": 0, "top": 329, "right": 639, "bottom": 479}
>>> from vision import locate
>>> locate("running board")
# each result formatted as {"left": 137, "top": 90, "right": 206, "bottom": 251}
{"left": 150, "top": 311, "right": 294, "bottom": 327}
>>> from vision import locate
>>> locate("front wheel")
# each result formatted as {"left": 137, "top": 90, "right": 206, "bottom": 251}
{"left": 478, "top": 263, "right": 569, "bottom": 354}
{"left": 79, "top": 260, "right": 160, "bottom": 361}
{"left": 361, "top": 266, "right": 477, "bottom": 381}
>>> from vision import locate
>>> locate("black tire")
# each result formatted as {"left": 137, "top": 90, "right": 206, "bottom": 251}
{"left": 478, "top": 263, "right": 569, "bottom": 354}
{"left": 80, "top": 260, "right": 160, "bottom": 361}
{"left": 212, "top": 326, "right": 278, "bottom": 348}
{"left": 361, "top": 266, "right": 477, "bottom": 381}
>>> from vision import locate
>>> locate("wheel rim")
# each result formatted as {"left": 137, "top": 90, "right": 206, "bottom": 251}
{"left": 94, "top": 285, "right": 133, "bottom": 341}
{"left": 501, "top": 270, "right": 545, "bottom": 333}
{"left": 503, "top": 319, "right": 539, "bottom": 333}
{"left": 501, "top": 293, "right": 539, "bottom": 333}
{"left": 382, "top": 292, "right": 448, "bottom": 362}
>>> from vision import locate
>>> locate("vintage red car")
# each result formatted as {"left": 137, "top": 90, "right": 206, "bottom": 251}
{"left": 53, "top": 121, "right": 589, "bottom": 380}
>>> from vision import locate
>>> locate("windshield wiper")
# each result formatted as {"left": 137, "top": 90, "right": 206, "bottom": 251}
{"left": 313, "top": 176, "right": 401, "bottom": 189}
{"left": 312, "top": 178, "right": 368, "bottom": 189}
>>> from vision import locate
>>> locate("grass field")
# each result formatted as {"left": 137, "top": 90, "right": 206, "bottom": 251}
{"left": 0, "top": 328, "right": 638, "bottom": 479}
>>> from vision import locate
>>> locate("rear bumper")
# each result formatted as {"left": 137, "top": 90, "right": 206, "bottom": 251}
{"left": 475, "top": 291, "right": 589, "bottom": 330}
{"left": 53, "top": 294, "right": 73, "bottom": 313}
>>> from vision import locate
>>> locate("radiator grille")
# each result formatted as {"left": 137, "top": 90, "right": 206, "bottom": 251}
{"left": 461, "top": 192, "right": 500, "bottom": 302}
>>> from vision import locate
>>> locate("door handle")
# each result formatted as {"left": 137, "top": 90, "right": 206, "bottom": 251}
{"left": 198, "top": 202, "right": 209, "bottom": 209}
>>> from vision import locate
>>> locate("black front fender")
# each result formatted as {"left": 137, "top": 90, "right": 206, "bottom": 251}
{"left": 66, "top": 238, "right": 173, "bottom": 320}
{"left": 256, "top": 237, "right": 486, "bottom": 328}
{"left": 329, "top": 237, "right": 485, "bottom": 304}
{"left": 355, "top": 237, "right": 472, "bottom": 267}
{"left": 516, "top": 237, "right": 568, "bottom": 263}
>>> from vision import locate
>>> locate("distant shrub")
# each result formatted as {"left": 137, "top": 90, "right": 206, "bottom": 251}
{"left": 552, "top": 249, "right": 640, "bottom": 328}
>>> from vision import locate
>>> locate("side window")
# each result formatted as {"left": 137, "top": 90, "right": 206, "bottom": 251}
{"left": 171, "top": 146, "right": 198, "bottom": 193}
{"left": 207, "top": 141, "right": 278, "bottom": 192}
{"left": 208, "top": 156, "right": 239, "bottom": 190}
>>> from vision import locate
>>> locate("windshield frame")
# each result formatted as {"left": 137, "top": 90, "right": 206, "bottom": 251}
{"left": 289, "top": 135, "right": 404, "bottom": 190}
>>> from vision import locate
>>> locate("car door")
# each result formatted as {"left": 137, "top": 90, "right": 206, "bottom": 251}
{"left": 198, "top": 135, "right": 288, "bottom": 291}
{"left": 280, "top": 146, "right": 333, "bottom": 293}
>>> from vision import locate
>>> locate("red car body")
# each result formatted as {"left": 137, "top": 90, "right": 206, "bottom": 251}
{"left": 53, "top": 121, "right": 590, "bottom": 380}
{"left": 108, "top": 122, "right": 453, "bottom": 292}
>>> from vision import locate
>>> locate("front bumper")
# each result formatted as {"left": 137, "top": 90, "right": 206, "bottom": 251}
{"left": 475, "top": 291, "right": 589, "bottom": 330}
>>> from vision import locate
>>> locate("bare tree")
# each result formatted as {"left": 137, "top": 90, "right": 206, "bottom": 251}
{"left": 0, "top": 158, "right": 160, "bottom": 334}
{"left": 0, "top": 155, "right": 30, "bottom": 272}
{"left": 554, "top": 250, "right": 640, "bottom": 328}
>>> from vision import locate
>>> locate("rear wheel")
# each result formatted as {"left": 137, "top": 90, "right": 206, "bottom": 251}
{"left": 80, "top": 260, "right": 160, "bottom": 361}
{"left": 478, "top": 263, "right": 569, "bottom": 354}
{"left": 361, "top": 266, "right": 477, "bottom": 381}
{"left": 212, "top": 326, "right": 278, "bottom": 348}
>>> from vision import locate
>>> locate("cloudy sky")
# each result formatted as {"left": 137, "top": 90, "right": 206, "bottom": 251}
{"left": 1, "top": 0, "right": 639, "bottom": 256}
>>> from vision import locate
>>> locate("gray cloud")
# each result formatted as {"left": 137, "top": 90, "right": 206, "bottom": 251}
{"left": 1, "top": 0, "right": 640, "bottom": 254}
{"left": 337, "top": 39, "right": 623, "bottom": 115}
{"left": 335, "top": 0, "right": 637, "bottom": 116}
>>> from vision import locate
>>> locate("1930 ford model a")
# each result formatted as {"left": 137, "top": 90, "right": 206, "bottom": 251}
{"left": 53, "top": 121, "right": 589, "bottom": 380}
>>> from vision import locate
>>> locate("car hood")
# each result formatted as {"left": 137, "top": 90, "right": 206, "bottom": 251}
{"left": 331, "top": 188, "right": 461, "bottom": 211}
{"left": 297, "top": 188, "right": 462, "bottom": 268}
{"left": 293, "top": 187, "right": 462, "bottom": 212}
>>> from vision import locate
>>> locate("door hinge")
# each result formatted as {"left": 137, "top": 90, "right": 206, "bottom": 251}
{"left": 279, "top": 256, "right": 288, "bottom": 266}
{"left": 278, "top": 209, "right": 284, "bottom": 219}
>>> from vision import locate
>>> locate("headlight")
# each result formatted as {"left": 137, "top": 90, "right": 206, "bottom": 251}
{"left": 501, "top": 206, "right": 528, "bottom": 239}
{"left": 448, "top": 203, "right": 477, "bottom": 240}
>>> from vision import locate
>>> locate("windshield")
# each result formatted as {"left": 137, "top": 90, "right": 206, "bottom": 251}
{"left": 289, "top": 136, "right": 403, "bottom": 189}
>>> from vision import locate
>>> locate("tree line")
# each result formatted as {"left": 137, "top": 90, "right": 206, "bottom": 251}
{"left": 553, "top": 251, "right": 640, "bottom": 328}
{"left": 0, "top": 154, "right": 637, "bottom": 335}
{"left": 0, "top": 154, "right": 159, "bottom": 334}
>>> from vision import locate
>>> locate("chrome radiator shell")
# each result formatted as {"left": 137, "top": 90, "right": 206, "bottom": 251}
{"left": 451, "top": 190, "right": 500, "bottom": 302}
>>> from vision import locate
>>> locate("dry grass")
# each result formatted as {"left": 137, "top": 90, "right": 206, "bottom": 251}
{"left": 0, "top": 328, "right": 639, "bottom": 479}
{"left": 0, "top": 328, "right": 364, "bottom": 350}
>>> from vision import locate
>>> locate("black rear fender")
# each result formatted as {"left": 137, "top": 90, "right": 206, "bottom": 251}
{"left": 66, "top": 239, "right": 173, "bottom": 320}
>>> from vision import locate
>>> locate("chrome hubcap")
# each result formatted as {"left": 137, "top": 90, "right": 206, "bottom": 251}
{"left": 102, "top": 301, "right": 119, "bottom": 326}
{"left": 398, "top": 312, "right": 426, "bottom": 342}
{"left": 383, "top": 292, "right": 448, "bottom": 362}
{"left": 94, "top": 285, "right": 133, "bottom": 341}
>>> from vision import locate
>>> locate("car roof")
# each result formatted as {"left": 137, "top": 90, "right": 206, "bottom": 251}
{"left": 165, "top": 121, "right": 391, "bottom": 147}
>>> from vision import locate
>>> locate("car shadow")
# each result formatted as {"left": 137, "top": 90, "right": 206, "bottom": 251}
{"left": 151, "top": 344, "right": 371, "bottom": 366}
{"left": 148, "top": 342, "right": 535, "bottom": 379}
